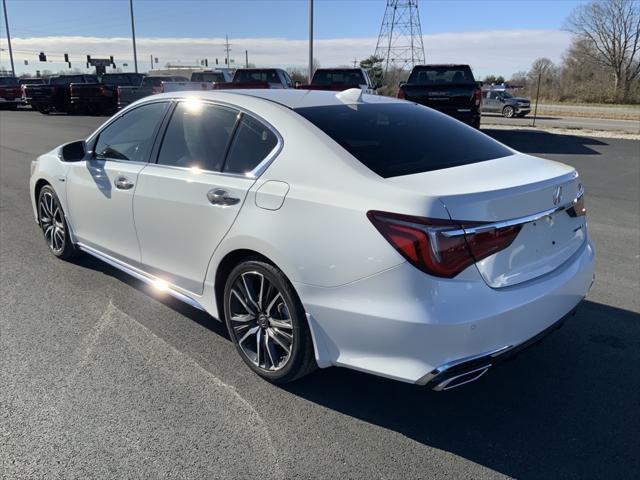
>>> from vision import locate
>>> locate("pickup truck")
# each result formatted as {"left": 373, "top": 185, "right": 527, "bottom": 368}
{"left": 117, "top": 75, "right": 188, "bottom": 109}
{"left": 24, "top": 75, "right": 98, "bottom": 114}
{"left": 211, "top": 68, "right": 294, "bottom": 90}
{"left": 397, "top": 64, "right": 482, "bottom": 128}
{"left": 0, "top": 77, "right": 22, "bottom": 110}
{"left": 70, "top": 73, "right": 145, "bottom": 114}
{"left": 161, "top": 70, "right": 233, "bottom": 93}
{"left": 298, "top": 68, "right": 377, "bottom": 93}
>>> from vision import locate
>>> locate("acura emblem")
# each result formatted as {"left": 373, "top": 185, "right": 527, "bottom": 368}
{"left": 553, "top": 186, "right": 563, "bottom": 206}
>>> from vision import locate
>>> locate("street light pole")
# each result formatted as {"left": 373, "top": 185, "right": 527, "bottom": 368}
{"left": 308, "top": 0, "right": 313, "bottom": 83}
{"left": 2, "top": 0, "right": 15, "bottom": 77}
{"left": 129, "top": 0, "right": 138, "bottom": 73}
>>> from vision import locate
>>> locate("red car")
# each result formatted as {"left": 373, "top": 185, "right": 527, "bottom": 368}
{"left": 0, "top": 77, "right": 22, "bottom": 110}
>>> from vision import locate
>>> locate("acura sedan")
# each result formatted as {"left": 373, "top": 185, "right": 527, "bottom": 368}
{"left": 29, "top": 89, "right": 594, "bottom": 389}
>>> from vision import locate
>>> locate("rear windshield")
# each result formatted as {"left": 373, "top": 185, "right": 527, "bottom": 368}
{"left": 192, "top": 72, "right": 226, "bottom": 83}
{"left": 234, "top": 70, "right": 279, "bottom": 84}
{"left": 100, "top": 74, "right": 143, "bottom": 86}
{"left": 50, "top": 75, "right": 96, "bottom": 85}
{"left": 0, "top": 77, "right": 18, "bottom": 86}
{"left": 313, "top": 70, "right": 365, "bottom": 86}
{"left": 409, "top": 66, "right": 475, "bottom": 84}
{"left": 294, "top": 103, "right": 512, "bottom": 178}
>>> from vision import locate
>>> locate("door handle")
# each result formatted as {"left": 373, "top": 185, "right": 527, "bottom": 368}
{"left": 114, "top": 176, "right": 134, "bottom": 190}
{"left": 207, "top": 188, "right": 240, "bottom": 206}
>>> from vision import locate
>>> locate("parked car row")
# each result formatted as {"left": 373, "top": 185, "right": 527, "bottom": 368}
{"left": 4, "top": 65, "right": 531, "bottom": 127}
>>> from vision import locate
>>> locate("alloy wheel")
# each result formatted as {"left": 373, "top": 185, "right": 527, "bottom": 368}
{"left": 39, "top": 191, "right": 66, "bottom": 254}
{"left": 227, "top": 271, "right": 294, "bottom": 371}
{"left": 503, "top": 106, "right": 515, "bottom": 118}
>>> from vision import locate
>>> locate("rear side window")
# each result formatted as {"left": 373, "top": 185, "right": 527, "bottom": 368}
{"left": 94, "top": 102, "right": 168, "bottom": 162}
{"left": 157, "top": 101, "right": 239, "bottom": 171}
{"left": 294, "top": 103, "right": 511, "bottom": 178}
{"left": 223, "top": 115, "right": 278, "bottom": 174}
{"left": 409, "top": 66, "right": 475, "bottom": 84}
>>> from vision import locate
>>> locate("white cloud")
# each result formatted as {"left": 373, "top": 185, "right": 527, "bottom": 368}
{"left": 1, "top": 29, "right": 572, "bottom": 77}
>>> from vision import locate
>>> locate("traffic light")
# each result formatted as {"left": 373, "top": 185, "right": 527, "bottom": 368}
{"left": 215, "top": 58, "right": 219, "bottom": 65}
{"left": 86, "top": 55, "right": 91, "bottom": 68}
{"left": 38, "top": 52, "right": 47, "bottom": 62}
{"left": 64, "top": 53, "right": 69, "bottom": 63}
{"left": 204, "top": 58, "right": 208, "bottom": 67}
{"left": 110, "top": 56, "right": 114, "bottom": 67}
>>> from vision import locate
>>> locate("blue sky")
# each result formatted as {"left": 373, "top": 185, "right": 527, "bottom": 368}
{"left": 1, "top": 0, "right": 587, "bottom": 77}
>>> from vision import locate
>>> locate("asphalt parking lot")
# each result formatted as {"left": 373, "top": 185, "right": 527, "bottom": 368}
{"left": 1, "top": 109, "right": 639, "bottom": 479}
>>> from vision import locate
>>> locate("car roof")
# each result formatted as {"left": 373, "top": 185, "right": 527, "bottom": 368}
{"left": 149, "top": 89, "right": 400, "bottom": 109}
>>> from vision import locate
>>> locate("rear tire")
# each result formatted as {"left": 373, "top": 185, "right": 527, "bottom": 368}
{"left": 223, "top": 260, "right": 316, "bottom": 383}
{"left": 502, "top": 105, "right": 515, "bottom": 118}
{"left": 37, "top": 185, "right": 77, "bottom": 259}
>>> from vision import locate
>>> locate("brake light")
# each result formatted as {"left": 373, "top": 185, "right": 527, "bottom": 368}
{"left": 367, "top": 211, "right": 521, "bottom": 278}
{"left": 397, "top": 88, "right": 406, "bottom": 100}
{"left": 474, "top": 88, "right": 482, "bottom": 106}
{"left": 99, "top": 86, "right": 110, "bottom": 97}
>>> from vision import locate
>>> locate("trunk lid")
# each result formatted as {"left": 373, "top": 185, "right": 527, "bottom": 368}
{"left": 388, "top": 153, "right": 587, "bottom": 288}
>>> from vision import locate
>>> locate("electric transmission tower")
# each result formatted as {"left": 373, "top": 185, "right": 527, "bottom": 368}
{"left": 373, "top": 0, "right": 425, "bottom": 80}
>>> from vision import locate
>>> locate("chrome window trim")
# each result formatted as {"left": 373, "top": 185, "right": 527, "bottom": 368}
{"left": 441, "top": 183, "right": 585, "bottom": 238}
{"left": 86, "top": 95, "right": 284, "bottom": 178}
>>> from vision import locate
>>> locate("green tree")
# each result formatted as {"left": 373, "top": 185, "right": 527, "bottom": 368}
{"left": 360, "top": 55, "right": 384, "bottom": 85}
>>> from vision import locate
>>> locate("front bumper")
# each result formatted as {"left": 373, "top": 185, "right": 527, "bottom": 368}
{"left": 296, "top": 238, "right": 595, "bottom": 385}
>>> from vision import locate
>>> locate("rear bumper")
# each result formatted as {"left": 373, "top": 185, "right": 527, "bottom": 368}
{"left": 296, "top": 238, "right": 595, "bottom": 385}
{"left": 418, "top": 303, "right": 582, "bottom": 390}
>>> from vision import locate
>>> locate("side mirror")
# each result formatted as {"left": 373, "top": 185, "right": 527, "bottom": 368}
{"left": 60, "top": 140, "right": 86, "bottom": 162}
{"left": 398, "top": 81, "right": 406, "bottom": 88}
{"left": 294, "top": 81, "right": 301, "bottom": 88}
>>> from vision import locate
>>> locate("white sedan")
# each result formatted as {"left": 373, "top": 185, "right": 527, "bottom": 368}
{"left": 29, "top": 89, "right": 595, "bottom": 389}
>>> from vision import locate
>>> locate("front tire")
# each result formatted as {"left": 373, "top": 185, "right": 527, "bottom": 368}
{"left": 502, "top": 105, "right": 515, "bottom": 118}
{"left": 37, "top": 185, "right": 76, "bottom": 259}
{"left": 223, "top": 260, "right": 316, "bottom": 383}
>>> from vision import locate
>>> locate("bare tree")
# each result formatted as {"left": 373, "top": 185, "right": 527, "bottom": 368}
{"left": 566, "top": 0, "right": 640, "bottom": 101}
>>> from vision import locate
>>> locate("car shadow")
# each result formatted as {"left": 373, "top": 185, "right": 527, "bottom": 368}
{"left": 67, "top": 252, "right": 228, "bottom": 338}
{"left": 483, "top": 128, "right": 609, "bottom": 155}
{"left": 67, "top": 252, "right": 640, "bottom": 478}
{"left": 281, "top": 300, "right": 640, "bottom": 479}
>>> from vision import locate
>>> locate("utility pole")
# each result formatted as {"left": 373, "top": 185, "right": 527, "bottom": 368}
{"left": 129, "top": 0, "right": 138, "bottom": 73}
{"left": 150, "top": 54, "right": 153, "bottom": 70}
{"left": 245, "top": 50, "right": 248, "bottom": 68}
{"left": 2, "top": 0, "right": 15, "bottom": 77}
{"left": 308, "top": 0, "right": 314, "bottom": 83}
{"left": 224, "top": 35, "right": 231, "bottom": 66}
{"left": 532, "top": 69, "right": 545, "bottom": 127}
{"left": 353, "top": 58, "right": 357, "bottom": 68}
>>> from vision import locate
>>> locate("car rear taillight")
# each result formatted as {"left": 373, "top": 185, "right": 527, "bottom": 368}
{"left": 474, "top": 88, "right": 482, "bottom": 106}
{"left": 151, "top": 87, "right": 158, "bottom": 94}
{"left": 397, "top": 88, "right": 406, "bottom": 100}
{"left": 367, "top": 211, "right": 521, "bottom": 278}
{"left": 99, "top": 86, "right": 109, "bottom": 97}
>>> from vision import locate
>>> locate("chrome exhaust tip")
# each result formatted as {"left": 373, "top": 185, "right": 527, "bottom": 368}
{"left": 432, "top": 365, "right": 491, "bottom": 391}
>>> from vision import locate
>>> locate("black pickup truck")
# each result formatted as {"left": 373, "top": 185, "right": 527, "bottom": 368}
{"left": 24, "top": 74, "right": 98, "bottom": 114}
{"left": 397, "top": 65, "right": 482, "bottom": 128}
{"left": 70, "top": 73, "right": 145, "bottom": 114}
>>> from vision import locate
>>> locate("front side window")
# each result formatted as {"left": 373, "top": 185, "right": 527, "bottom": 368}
{"left": 157, "top": 101, "right": 239, "bottom": 171}
{"left": 94, "top": 102, "right": 168, "bottom": 162}
{"left": 223, "top": 115, "right": 278, "bottom": 175}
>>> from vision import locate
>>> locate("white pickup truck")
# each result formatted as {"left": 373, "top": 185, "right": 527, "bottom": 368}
{"left": 161, "top": 70, "right": 234, "bottom": 93}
